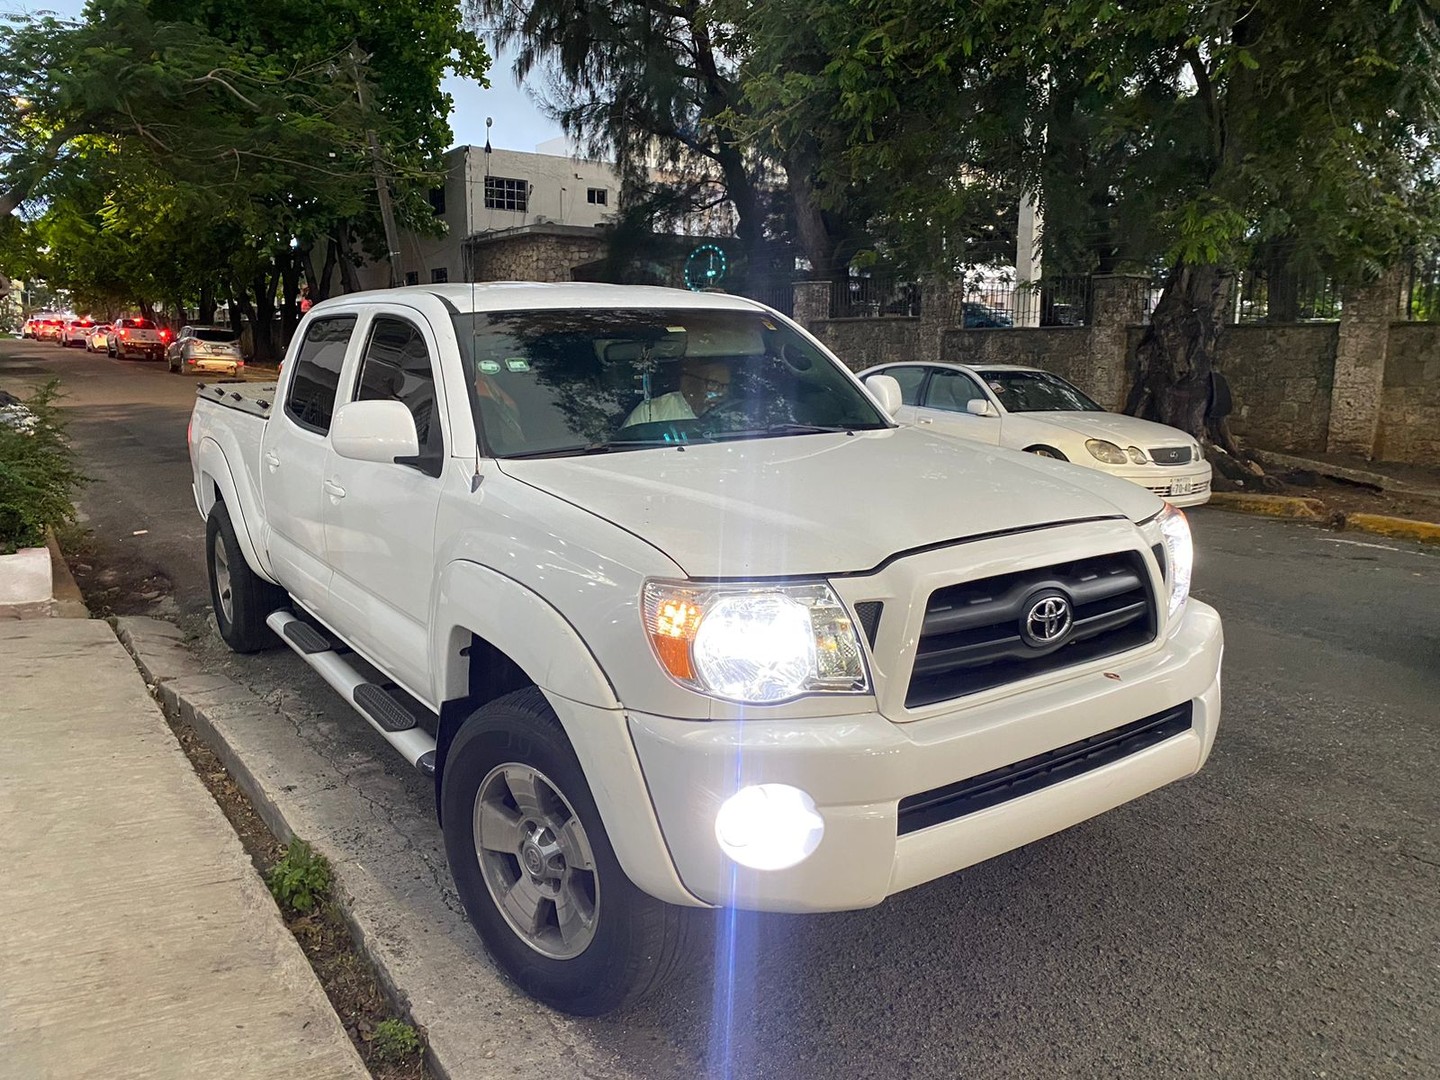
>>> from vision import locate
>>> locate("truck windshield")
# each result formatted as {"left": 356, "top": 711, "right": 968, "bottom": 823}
{"left": 451, "top": 308, "right": 890, "bottom": 458}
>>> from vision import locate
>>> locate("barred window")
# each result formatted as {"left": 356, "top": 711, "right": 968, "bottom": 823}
{"left": 484, "top": 176, "right": 528, "bottom": 212}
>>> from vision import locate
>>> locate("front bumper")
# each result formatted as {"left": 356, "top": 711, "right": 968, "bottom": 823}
{"left": 1095, "top": 459, "right": 1213, "bottom": 506}
{"left": 626, "top": 600, "right": 1222, "bottom": 912}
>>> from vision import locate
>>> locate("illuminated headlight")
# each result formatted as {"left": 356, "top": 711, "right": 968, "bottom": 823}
{"left": 1158, "top": 503, "right": 1193, "bottom": 621}
{"left": 1085, "top": 438, "right": 1129, "bottom": 464}
{"left": 715, "top": 784, "right": 824, "bottom": 870}
{"left": 642, "top": 580, "right": 868, "bottom": 704}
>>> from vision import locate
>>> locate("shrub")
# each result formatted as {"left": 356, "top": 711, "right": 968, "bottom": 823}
{"left": 370, "top": 1018, "right": 422, "bottom": 1063}
{"left": 0, "top": 381, "right": 85, "bottom": 554}
{"left": 266, "top": 838, "right": 332, "bottom": 915}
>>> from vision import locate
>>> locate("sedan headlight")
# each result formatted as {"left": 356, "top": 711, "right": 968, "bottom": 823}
{"left": 642, "top": 580, "right": 868, "bottom": 704}
{"left": 1085, "top": 438, "right": 1129, "bottom": 464}
{"left": 1126, "top": 445, "right": 1147, "bottom": 464}
{"left": 1157, "top": 504, "right": 1193, "bottom": 621}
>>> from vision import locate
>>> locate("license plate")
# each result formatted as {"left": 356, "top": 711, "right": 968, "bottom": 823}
{"left": 1170, "top": 479, "right": 1193, "bottom": 496}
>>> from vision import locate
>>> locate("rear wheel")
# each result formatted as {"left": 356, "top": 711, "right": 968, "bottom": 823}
{"left": 206, "top": 501, "right": 284, "bottom": 652}
{"left": 441, "top": 688, "right": 696, "bottom": 1015}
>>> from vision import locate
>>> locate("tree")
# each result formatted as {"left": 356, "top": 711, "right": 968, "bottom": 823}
{"left": 729, "top": 0, "right": 1440, "bottom": 451}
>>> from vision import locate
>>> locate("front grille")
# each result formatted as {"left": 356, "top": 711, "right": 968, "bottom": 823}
{"left": 1149, "top": 446, "right": 1192, "bottom": 465}
{"left": 853, "top": 601, "right": 883, "bottom": 647}
{"left": 896, "top": 702, "right": 1193, "bottom": 835}
{"left": 906, "top": 551, "right": 1156, "bottom": 707}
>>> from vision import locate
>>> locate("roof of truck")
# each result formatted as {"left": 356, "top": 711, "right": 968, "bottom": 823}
{"left": 311, "top": 282, "right": 772, "bottom": 316}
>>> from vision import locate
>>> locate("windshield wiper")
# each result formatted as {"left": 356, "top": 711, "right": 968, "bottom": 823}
{"left": 706, "top": 423, "right": 872, "bottom": 441}
{"left": 500, "top": 439, "right": 687, "bottom": 460}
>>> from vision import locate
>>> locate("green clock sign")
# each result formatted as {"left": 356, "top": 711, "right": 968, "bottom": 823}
{"left": 684, "top": 244, "right": 727, "bottom": 291}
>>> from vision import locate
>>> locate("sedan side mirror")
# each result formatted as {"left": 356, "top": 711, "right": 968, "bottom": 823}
{"left": 966, "top": 398, "right": 997, "bottom": 418}
{"left": 863, "top": 374, "right": 903, "bottom": 417}
{"left": 330, "top": 400, "right": 420, "bottom": 464}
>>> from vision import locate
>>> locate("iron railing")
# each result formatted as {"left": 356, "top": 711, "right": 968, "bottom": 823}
{"left": 830, "top": 274, "right": 922, "bottom": 319}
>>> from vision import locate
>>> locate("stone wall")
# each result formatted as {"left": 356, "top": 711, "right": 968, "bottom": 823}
{"left": 942, "top": 327, "right": 1104, "bottom": 398}
{"left": 804, "top": 317, "right": 922, "bottom": 372}
{"left": 1210, "top": 324, "right": 1338, "bottom": 453}
{"left": 466, "top": 225, "right": 610, "bottom": 283}
{"left": 1377, "top": 322, "right": 1440, "bottom": 464}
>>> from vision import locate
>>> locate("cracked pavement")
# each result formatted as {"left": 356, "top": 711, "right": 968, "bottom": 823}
{"left": 4, "top": 339, "right": 1438, "bottom": 1078}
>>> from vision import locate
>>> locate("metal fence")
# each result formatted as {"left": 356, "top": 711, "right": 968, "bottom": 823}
{"left": 736, "top": 276, "right": 796, "bottom": 318}
{"left": 1399, "top": 253, "right": 1440, "bottom": 321}
{"left": 830, "top": 275, "right": 922, "bottom": 318}
{"left": 1229, "top": 266, "right": 1341, "bottom": 323}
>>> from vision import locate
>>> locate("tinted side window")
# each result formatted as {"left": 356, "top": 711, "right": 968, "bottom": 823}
{"left": 885, "top": 366, "right": 928, "bottom": 406}
{"left": 354, "top": 317, "right": 443, "bottom": 459}
{"left": 923, "top": 369, "right": 986, "bottom": 412}
{"left": 285, "top": 317, "right": 355, "bottom": 434}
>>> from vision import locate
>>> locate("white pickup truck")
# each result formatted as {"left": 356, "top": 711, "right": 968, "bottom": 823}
{"left": 188, "top": 283, "right": 1223, "bottom": 1015}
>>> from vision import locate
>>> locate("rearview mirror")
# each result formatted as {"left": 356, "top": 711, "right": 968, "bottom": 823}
{"left": 966, "top": 398, "right": 997, "bottom": 417}
{"left": 864, "top": 374, "right": 903, "bottom": 417}
{"left": 330, "top": 400, "right": 420, "bottom": 464}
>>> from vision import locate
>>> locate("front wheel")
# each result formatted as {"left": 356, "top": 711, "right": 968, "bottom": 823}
{"left": 441, "top": 688, "right": 696, "bottom": 1015}
{"left": 205, "top": 501, "right": 284, "bottom": 652}
{"left": 1025, "top": 445, "right": 1069, "bottom": 461}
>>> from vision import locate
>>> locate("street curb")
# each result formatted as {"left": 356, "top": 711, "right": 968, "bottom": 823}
{"left": 1343, "top": 513, "right": 1440, "bottom": 545}
{"left": 1206, "top": 492, "right": 1328, "bottom": 520}
{"left": 46, "top": 529, "right": 90, "bottom": 618}
{"left": 109, "top": 616, "right": 634, "bottom": 1080}
{"left": 1251, "top": 448, "right": 1440, "bottom": 502}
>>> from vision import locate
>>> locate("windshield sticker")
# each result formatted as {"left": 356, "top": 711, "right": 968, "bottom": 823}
{"left": 504, "top": 357, "right": 531, "bottom": 372}
{"left": 479, "top": 359, "right": 501, "bottom": 374}
{"left": 665, "top": 325, "right": 687, "bottom": 334}
{"left": 762, "top": 319, "right": 777, "bottom": 330}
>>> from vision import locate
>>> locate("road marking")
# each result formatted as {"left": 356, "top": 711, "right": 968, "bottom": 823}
{"left": 1320, "top": 537, "right": 1404, "bottom": 553}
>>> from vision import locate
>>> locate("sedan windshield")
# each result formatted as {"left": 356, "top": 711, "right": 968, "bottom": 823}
{"left": 975, "top": 369, "right": 1104, "bottom": 413}
{"left": 451, "top": 308, "right": 889, "bottom": 458}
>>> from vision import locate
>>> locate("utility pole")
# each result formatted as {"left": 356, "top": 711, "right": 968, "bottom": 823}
{"left": 348, "top": 41, "right": 403, "bottom": 288}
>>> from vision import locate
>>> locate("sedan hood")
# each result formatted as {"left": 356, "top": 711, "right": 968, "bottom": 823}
{"left": 1022, "top": 411, "right": 1197, "bottom": 450}
{"left": 498, "top": 427, "right": 1160, "bottom": 578}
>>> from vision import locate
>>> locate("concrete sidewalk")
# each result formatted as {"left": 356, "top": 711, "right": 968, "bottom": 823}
{"left": 0, "top": 618, "right": 368, "bottom": 1080}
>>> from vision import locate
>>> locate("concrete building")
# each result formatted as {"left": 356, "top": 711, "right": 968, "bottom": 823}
{"left": 360, "top": 146, "right": 623, "bottom": 289}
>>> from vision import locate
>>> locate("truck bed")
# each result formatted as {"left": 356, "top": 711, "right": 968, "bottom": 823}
{"left": 195, "top": 381, "right": 278, "bottom": 420}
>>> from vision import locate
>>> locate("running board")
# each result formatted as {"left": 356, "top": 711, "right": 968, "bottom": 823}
{"left": 267, "top": 610, "right": 437, "bottom": 776}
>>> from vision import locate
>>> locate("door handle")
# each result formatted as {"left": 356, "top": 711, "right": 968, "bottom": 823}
{"left": 264, "top": 450, "right": 281, "bottom": 470}
{"left": 323, "top": 479, "right": 347, "bottom": 499}
{"left": 917, "top": 417, "right": 933, "bottom": 425}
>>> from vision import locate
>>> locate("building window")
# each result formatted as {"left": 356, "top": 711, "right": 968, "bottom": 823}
{"left": 484, "top": 176, "right": 528, "bottom": 212}
{"left": 428, "top": 187, "right": 446, "bottom": 215}
{"left": 404, "top": 271, "right": 419, "bottom": 286}
{"left": 431, "top": 268, "right": 448, "bottom": 284}
{"left": 586, "top": 187, "right": 607, "bottom": 206}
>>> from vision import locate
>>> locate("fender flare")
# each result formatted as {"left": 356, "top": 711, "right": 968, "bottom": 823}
{"left": 195, "top": 437, "right": 277, "bottom": 584}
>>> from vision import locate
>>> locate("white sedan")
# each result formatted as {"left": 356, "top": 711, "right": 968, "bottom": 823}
{"left": 860, "top": 362, "right": 1212, "bottom": 506}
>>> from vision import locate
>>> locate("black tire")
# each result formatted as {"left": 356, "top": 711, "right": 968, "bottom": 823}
{"left": 441, "top": 687, "right": 696, "bottom": 1015}
{"left": 205, "top": 500, "right": 284, "bottom": 652}
{"left": 1025, "top": 444, "right": 1069, "bottom": 461}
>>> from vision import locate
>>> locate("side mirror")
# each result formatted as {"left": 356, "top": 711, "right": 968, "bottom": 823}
{"left": 966, "top": 398, "right": 997, "bottom": 417}
{"left": 330, "top": 400, "right": 420, "bottom": 464}
{"left": 864, "top": 374, "right": 903, "bottom": 417}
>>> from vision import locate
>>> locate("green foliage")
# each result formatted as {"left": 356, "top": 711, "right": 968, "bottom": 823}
{"left": 266, "top": 838, "right": 332, "bottom": 915}
{"left": 370, "top": 1018, "right": 422, "bottom": 1062}
{"left": 0, "top": 382, "right": 86, "bottom": 555}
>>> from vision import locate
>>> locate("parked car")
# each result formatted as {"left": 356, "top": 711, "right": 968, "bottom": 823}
{"left": 961, "top": 301, "right": 1013, "bottom": 328}
{"left": 859, "top": 361, "right": 1212, "bottom": 506}
{"left": 22, "top": 316, "right": 39, "bottom": 338}
{"left": 167, "top": 325, "right": 243, "bottom": 375}
{"left": 85, "top": 323, "right": 114, "bottom": 352}
{"left": 62, "top": 317, "right": 98, "bottom": 347}
{"left": 107, "top": 317, "right": 169, "bottom": 360}
{"left": 189, "top": 283, "right": 1222, "bottom": 1016}
{"left": 34, "top": 316, "right": 67, "bottom": 342}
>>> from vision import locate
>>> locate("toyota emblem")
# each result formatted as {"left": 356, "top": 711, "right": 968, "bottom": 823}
{"left": 1022, "top": 594, "right": 1073, "bottom": 647}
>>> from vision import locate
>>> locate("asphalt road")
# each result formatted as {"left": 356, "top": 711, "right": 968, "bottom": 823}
{"left": 3, "top": 337, "right": 1437, "bottom": 1079}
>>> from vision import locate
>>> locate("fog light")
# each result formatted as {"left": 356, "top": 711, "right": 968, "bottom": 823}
{"left": 714, "top": 784, "right": 824, "bottom": 871}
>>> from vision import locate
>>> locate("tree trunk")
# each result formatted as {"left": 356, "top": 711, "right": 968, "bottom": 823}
{"left": 317, "top": 238, "right": 338, "bottom": 301}
{"left": 784, "top": 141, "right": 844, "bottom": 283}
{"left": 280, "top": 253, "right": 301, "bottom": 348}
{"left": 335, "top": 221, "right": 361, "bottom": 293}
{"left": 249, "top": 275, "right": 279, "bottom": 365}
{"left": 1126, "top": 262, "right": 1232, "bottom": 445}
{"left": 198, "top": 284, "right": 216, "bottom": 325}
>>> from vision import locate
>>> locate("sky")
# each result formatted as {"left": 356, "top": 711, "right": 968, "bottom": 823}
{"left": 19, "top": 0, "right": 569, "bottom": 154}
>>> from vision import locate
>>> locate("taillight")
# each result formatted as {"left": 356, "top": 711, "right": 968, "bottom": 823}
{"left": 119, "top": 328, "right": 128, "bottom": 338}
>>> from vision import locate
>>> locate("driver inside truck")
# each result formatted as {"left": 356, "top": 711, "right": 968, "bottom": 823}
{"left": 623, "top": 356, "right": 732, "bottom": 426}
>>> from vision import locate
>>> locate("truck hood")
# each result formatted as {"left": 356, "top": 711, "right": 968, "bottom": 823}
{"left": 497, "top": 427, "right": 1161, "bottom": 578}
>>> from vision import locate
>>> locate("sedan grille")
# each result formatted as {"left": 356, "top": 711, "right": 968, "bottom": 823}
{"left": 906, "top": 551, "right": 1156, "bottom": 708}
{"left": 1149, "top": 446, "right": 1192, "bottom": 465}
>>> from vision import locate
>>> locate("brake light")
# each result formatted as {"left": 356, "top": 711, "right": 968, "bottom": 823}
{"left": 119, "top": 328, "right": 128, "bottom": 338}
{"left": 160, "top": 329, "right": 172, "bottom": 342}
